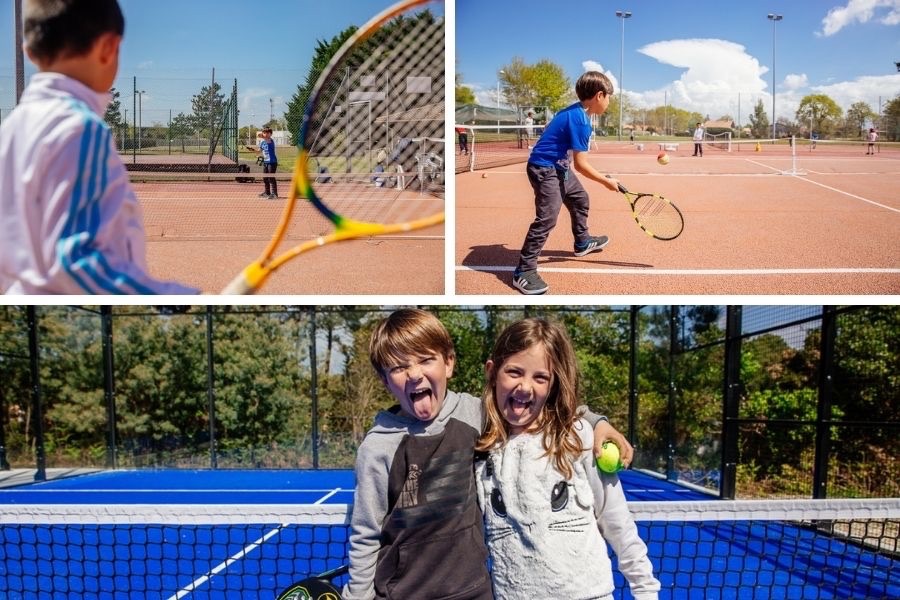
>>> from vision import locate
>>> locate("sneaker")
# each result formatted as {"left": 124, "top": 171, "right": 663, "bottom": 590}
{"left": 259, "top": 192, "right": 270, "bottom": 197}
{"left": 512, "top": 270, "right": 549, "bottom": 295}
{"left": 574, "top": 235, "right": 609, "bottom": 257}
{"left": 267, "top": 193, "right": 279, "bottom": 199}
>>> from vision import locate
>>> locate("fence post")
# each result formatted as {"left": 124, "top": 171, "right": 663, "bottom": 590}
{"left": 628, "top": 305, "right": 638, "bottom": 447}
{"left": 101, "top": 306, "right": 117, "bottom": 469}
{"left": 813, "top": 305, "right": 837, "bottom": 499}
{"left": 720, "top": 306, "right": 743, "bottom": 499}
{"left": 666, "top": 306, "right": 678, "bottom": 481}
{"left": 206, "top": 307, "right": 217, "bottom": 469}
{"left": 26, "top": 306, "right": 46, "bottom": 481}
{"left": 309, "top": 309, "right": 319, "bottom": 469}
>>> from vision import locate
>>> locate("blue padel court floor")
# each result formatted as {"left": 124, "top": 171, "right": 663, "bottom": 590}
{"left": 1, "top": 469, "right": 897, "bottom": 599}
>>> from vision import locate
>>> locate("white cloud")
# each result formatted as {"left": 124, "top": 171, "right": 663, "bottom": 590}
{"left": 818, "top": 0, "right": 900, "bottom": 36}
{"left": 811, "top": 73, "right": 900, "bottom": 109}
{"left": 632, "top": 39, "right": 770, "bottom": 120}
{"left": 783, "top": 74, "right": 809, "bottom": 90}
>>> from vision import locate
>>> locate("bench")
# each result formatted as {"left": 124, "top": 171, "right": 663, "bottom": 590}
{"left": 658, "top": 143, "right": 679, "bottom": 152}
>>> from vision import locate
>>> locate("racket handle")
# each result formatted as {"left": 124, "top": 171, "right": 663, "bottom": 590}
{"left": 606, "top": 174, "right": 628, "bottom": 194}
{"left": 222, "top": 263, "right": 268, "bottom": 295}
{"left": 221, "top": 273, "right": 255, "bottom": 295}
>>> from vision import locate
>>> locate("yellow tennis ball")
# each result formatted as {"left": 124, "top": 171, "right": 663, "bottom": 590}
{"left": 657, "top": 152, "right": 670, "bottom": 166}
{"left": 596, "top": 442, "right": 622, "bottom": 473}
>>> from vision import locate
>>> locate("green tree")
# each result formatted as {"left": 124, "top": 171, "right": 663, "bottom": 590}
{"left": 795, "top": 93, "right": 842, "bottom": 137}
{"left": 190, "top": 81, "right": 226, "bottom": 137}
{"left": 525, "top": 59, "right": 571, "bottom": 113}
{"left": 455, "top": 68, "right": 475, "bottom": 105}
{"left": 169, "top": 112, "right": 195, "bottom": 152}
{"left": 881, "top": 95, "right": 900, "bottom": 141}
{"left": 748, "top": 99, "right": 770, "bottom": 138}
{"left": 845, "top": 101, "right": 877, "bottom": 138}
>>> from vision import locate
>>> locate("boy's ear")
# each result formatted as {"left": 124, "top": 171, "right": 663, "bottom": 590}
{"left": 94, "top": 32, "right": 121, "bottom": 67}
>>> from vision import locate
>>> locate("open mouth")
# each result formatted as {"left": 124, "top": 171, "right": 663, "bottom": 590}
{"left": 507, "top": 396, "right": 532, "bottom": 417}
{"left": 409, "top": 388, "right": 433, "bottom": 403}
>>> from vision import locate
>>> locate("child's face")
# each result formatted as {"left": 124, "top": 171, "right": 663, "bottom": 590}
{"left": 488, "top": 344, "right": 552, "bottom": 435}
{"left": 381, "top": 351, "right": 455, "bottom": 421}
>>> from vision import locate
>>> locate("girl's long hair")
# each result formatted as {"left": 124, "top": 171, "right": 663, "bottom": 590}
{"left": 476, "top": 318, "right": 583, "bottom": 479}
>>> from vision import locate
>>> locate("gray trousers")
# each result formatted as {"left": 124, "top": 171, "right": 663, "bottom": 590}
{"left": 517, "top": 163, "right": 591, "bottom": 273}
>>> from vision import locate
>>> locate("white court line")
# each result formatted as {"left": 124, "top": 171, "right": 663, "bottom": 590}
{"left": 792, "top": 177, "right": 900, "bottom": 214}
{"left": 168, "top": 489, "right": 346, "bottom": 600}
{"left": 457, "top": 266, "right": 900, "bottom": 275}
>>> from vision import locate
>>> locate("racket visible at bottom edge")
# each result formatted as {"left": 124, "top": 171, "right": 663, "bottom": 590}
{"left": 613, "top": 180, "right": 684, "bottom": 241}
{"left": 276, "top": 564, "right": 349, "bottom": 600}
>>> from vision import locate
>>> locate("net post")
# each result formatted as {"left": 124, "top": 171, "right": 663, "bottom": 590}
{"left": 101, "top": 306, "right": 117, "bottom": 470}
{"left": 720, "top": 306, "right": 742, "bottom": 500}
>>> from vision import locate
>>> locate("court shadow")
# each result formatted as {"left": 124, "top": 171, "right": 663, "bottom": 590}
{"left": 461, "top": 245, "right": 654, "bottom": 291}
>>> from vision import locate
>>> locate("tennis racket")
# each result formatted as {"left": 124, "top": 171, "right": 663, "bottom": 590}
{"left": 276, "top": 564, "right": 348, "bottom": 600}
{"left": 612, "top": 179, "right": 684, "bottom": 240}
{"left": 222, "top": 0, "right": 445, "bottom": 294}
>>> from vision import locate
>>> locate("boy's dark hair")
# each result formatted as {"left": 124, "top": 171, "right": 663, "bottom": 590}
{"left": 575, "top": 71, "right": 613, "bottom": 102}
{"left": 24, "top": 0, "right": 125, "bottom": 63}
{"left": 369, "top": 309, "right": 456, "bottom": 374}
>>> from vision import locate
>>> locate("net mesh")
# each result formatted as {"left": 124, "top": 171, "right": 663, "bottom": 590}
{"left": 302, "top": 0, "right": 445, "bottom": 224}
{"left": 2, "top": 498, "right": 897, "bottom": 599}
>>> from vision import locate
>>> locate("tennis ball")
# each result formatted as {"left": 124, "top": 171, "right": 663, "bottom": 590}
{"left": 481, "top": 172, "right": 488, "bottom": 178}
{"left": 596, "top": 442, "right": 622, "bottom": 473}
{"left": 657, "top": 152, "right": 670, "bottom": 166}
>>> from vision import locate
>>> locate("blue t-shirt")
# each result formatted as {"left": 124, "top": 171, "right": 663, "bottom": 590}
{"left": 528, "top": 102, "right": 591, "bottom": 168}
{"left": 260, "top": 139, "right": 277, "bottom": 164}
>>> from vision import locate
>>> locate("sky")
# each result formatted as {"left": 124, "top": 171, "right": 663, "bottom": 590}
{"left": 0, "top": 0, "right": 431, "bottom": 129}
{"left": 456, "top": 0, "right": 900, "bottom": 126}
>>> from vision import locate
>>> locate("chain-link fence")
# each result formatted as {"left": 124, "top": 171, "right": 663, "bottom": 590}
{"left": 1, "top": 305, "right": 896, "bottom": 500}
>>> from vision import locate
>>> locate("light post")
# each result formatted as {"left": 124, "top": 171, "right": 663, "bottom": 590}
{"left": 616, "top": 10, "right": 632, "bottom": 141}
{"left": 767, "top": 13, "right": 782, "bottom": 139}
{"left": 496, "top": 69, "right": 505, "bottom": 133}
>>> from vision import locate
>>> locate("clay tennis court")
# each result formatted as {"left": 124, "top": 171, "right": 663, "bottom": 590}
{"left": 131, "top": 168, "right": 444, "bottom": 295}
{"left": 455, "top": 140, "right": 900, "bottom": 295}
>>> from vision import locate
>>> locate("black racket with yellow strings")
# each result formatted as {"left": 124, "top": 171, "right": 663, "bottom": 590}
{"left": 612, "top": 179, "right": 684, "bottom": 241}
{"left": 276, "top": 564, "right": 348, "bottom": 600}
{"left": 223, "top": 0, "right": 445, "bottom": 294}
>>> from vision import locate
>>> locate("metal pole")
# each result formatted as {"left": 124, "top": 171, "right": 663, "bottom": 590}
{"left": 813, "top": 306, "right": 837, "bottom": 499}
{"left": 206, "top": 307, "right": 217, "bottom": 469}
{"left": 101, "top": 306, "right": 117, "bottom": 469}
{"left": 616, "top": 10, "right": 632, "bottom": 141}
{"left": 768, "top": 14, "right": 783, "bottom": 139}
{"left": 309, "top": 309, "right": 319, "bottom": 469}
{"left": 26, "top": 307, "right": 46, "bottom": 481}
{"left": 628, "top": 306, "right": 638, "bottom": 448}
{"left": 721, "top": 306, "right": 743, "bottom": 500}
{"left": 666, "top": 305, "right": 677, "bottom": 482}
{"left": 14, "top": 0, "right": 24, "bottom": 103}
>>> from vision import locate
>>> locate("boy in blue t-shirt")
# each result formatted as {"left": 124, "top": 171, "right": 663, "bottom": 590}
{"left": 513, "top": 71, "right": 621, "bottom": 295}
{"left": 256, "top": 127, "right": 278, "bottom": 199}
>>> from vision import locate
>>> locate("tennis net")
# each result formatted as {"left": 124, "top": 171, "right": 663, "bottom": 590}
{"left": 454, "top": 124, "right": 538, "bottom": 173}
{"left": 2, "top": 498, "right": 897, "bottom": 599}
{"left": 703, "top": 131, "right": 732, "bottom": 151}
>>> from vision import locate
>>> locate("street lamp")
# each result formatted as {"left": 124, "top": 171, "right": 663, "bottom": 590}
{"left": 616, "top": 10, "right": 632, "bottom": 141}
{"left": 767, "top": 13, "right": 782, "bottom": 139}
{"left": 497, "top": 69, "right": 505, "bottom": 133}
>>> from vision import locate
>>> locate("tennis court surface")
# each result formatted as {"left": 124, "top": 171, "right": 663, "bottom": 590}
{"left": 2, "top": 469, "right": 897, "bottom": 599}
{"left": 455, "top": 138, "right": 900, "bottom": 295}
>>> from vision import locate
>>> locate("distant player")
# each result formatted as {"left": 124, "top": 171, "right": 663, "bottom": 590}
{"left": 0, "top": 0, "right": 197, "bottom": 294}
{"left": 692, "top": 122, "right": 704, "bottom": 157}
{"left": 866, "top": 128, "right": 878, "bottom": 155}
{"left": 254, "top": 126, "right": 279, "bottom": 199}
{"left": 512, "top": 71, "right": 621, "bottom": 295}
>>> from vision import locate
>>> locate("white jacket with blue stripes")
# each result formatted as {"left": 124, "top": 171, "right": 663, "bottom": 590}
{"left": 0, "top": 72, "right": 197, "bottom": 294}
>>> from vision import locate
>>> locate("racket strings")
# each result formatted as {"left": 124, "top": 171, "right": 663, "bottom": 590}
{"left": 303, "top": 2, "right": 444, "bottom": 225}
{"left": 632, "top": 194, "right": 684, "bottom": 240}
